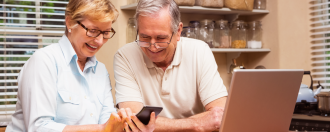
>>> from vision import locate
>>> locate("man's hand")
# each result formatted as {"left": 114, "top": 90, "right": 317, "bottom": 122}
{"left": 102, "top": 112, "right": 126, "bottom": 132}
{"left": 118, "top": 108, "right": 156, "bottom": 132}
{"left": 190, "top": 107, "right": 225, "bottom": 132}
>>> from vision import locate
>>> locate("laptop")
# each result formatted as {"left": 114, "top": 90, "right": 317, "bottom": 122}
{"left": 219, "top": 69, "right": 304, "bottom": 132}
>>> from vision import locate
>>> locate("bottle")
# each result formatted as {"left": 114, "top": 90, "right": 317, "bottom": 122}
{"left": 214, "top": 20, "right": 230, "bottom": 48}
{"left": 247, "top": 21, "right": 263, "bottom": 49}
{"left": 126, "top": 18, "right": 137, "bottom": 43}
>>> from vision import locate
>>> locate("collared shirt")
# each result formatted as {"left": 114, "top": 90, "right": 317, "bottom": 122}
{"left": 6, "top": 35, "right": 116, "bottom": 132}
{"left": 114, "top": 37, "right": 228, "bottom": 119}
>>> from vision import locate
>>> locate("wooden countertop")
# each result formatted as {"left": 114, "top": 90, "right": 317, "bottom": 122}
{"left": 292, "top": 114, "right": 330, "bottom": 122}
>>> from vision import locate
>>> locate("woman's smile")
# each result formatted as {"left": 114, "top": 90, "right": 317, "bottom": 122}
{"left": 85, "top": 43, "right": 98, "bottom": 51}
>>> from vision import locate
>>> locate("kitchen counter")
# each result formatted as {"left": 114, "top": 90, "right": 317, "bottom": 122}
{"left": 292, "top": 114, "right": 330, "bottom": 122}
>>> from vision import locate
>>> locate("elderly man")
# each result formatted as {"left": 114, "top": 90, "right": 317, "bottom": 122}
{"left": 114, "top": 0, "right": 228, "bottom": 131}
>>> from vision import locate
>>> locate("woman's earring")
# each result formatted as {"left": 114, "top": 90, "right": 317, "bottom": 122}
{"left": 68, "top": 29, "right": 72, "bottom": 33}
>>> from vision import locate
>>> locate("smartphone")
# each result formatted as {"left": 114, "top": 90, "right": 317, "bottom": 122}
{"left": 135, "top": 106, "right": 163, "bottom": 125}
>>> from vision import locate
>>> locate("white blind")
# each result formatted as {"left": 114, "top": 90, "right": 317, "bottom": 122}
{"left": 311, "top": 0, "right": 330, "bottom": 88}
{"left": 0, "top": 0, "right": 67, "bottom": 125}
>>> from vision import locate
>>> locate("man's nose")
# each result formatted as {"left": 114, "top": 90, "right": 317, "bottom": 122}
{"left": 148, "top": 39, "right": 159, "bottom": 52}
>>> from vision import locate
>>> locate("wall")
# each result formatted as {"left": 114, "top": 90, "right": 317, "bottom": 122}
{"left": 277, "top": 0, "right": 312, "bottom": 84}
{"left": 96, "top": 0, "right": 312, "bottom": 103}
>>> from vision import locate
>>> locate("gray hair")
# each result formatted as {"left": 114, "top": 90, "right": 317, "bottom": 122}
{"left": 134, "top": 0, "right": 181, "bottom": 34}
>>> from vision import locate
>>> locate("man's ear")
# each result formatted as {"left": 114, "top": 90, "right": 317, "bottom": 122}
{"left": 176, "top": 22, "right": 183, "bottom": 41}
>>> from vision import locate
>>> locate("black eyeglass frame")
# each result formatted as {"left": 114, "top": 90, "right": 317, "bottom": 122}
{"left": 135, "top": 30, "right": 174, "bottom": 49}
{"left": 77, "top": 21, "right": 116, "bottom": 39}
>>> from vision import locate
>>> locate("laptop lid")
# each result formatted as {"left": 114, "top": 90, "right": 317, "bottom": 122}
{"left": 219, "top": 69, "right": 304, "bottom": 132}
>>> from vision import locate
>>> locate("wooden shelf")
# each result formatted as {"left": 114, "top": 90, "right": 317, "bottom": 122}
{"left": 212, "top": 48, "right": 270, "bottom": 73}
{"left": 211, "top": 48, "right": 271, "bottom": 53}
{"left": 121, "top": 3, "right": 269, "bottom": 15}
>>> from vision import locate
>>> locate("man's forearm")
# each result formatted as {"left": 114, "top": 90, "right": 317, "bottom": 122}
{"left": 154, "top": 110, "right": 216, "bottom": 132}
{"left": 154, "top": 116, "right": 196, "bottom": 132}
{"left": 63, "top": 124, "right": 104, "bottom": 132}
{"left": 154, "top": 106, "right": 224, "bottom": 132}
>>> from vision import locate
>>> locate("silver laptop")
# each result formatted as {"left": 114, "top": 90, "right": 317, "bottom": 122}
{"left": 219, "top": 69, "right": 304, "bottom": 132}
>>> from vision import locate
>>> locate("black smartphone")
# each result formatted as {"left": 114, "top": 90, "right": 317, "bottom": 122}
{"left": 135, "top": 106, "right": 163, "bottom": 125}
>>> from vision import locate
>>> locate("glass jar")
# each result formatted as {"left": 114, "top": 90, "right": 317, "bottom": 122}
{"left": 126, "top": 18, "right": 137, "bottom": 43}
{"left": 189, "top": 21, "right": 200, "bottom": 39}
{"left": 247, "top": 21, "right": 263, "bottom": 49}
{"left": 214, "top": 20, "right": 230, "bottom": 48}
{"left": 182, "top": 27, "right": 197, "bottom": 39}
{"left": 254, "top": 0, "right": 266, "bottom": 10}
{"left": 231, "top": 21, "right": 247, "bottom": 48}
{"left": 199, "top": 19, "right": 214, "bottom": 48}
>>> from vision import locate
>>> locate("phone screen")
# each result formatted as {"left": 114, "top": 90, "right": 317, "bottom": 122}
{"left": 135, "top": 106, "right": 163, "bottom": 125}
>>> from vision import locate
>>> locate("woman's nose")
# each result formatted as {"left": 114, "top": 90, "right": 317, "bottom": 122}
{"left": 94, "top": 34, "right": 104, "bottom": 45}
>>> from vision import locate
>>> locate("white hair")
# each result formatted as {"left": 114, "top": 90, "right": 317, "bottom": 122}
{"left": 134, "top": 0, "right": 181, "bottom": 34}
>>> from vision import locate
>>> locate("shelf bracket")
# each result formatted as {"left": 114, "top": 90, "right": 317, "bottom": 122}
{"left": 226, "top": 52, "right": 241, "bottom": 73}
{"left": 224, "top": 14, "right": 240, "bottom": 22}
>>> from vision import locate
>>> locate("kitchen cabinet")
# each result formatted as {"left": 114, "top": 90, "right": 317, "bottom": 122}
{"left": 121, "top": 3, "right": 270, "bottom": 73}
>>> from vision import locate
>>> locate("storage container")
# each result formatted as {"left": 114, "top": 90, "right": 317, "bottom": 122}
{"left": 224, "top": 0, "right": 255, "bottom": 11}
{"left": 189, "top": 21, "right": 200, "bottom": 39}
{"left": 199, "top": 19, "right": 214, "bottom": 48}
{"left": 195, "top": 0, "right": 202, "bottom": 6}
{"left": 254, "top": 0, "right": 266, "bottom": 10}
{"left": 174, "top": 0, "right": 195, "bottom": 6}
{"left": 126, "top": 18, "right": 137, "bottom": 43}
{"left": 247, "top": 21, "right": 263, "bottom": 49}
{"left": 201, "top": 0, "right": 223, "bottom": 8}
{"left": 230, "top": 21, "right": 247, "bottom": 48}
{"left": 214, "top": 20, "right": 230, "bottom": 48}
{"left": 182, "top": 27, "right": 197, "bottom": 39}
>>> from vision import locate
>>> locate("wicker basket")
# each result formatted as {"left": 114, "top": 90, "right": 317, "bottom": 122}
{"left": 174, "top": 0, "right": 195, "bottom": 6}
{"left": 224, "top": 0, "right": 255, "bottom": 11}
{"left": 200, "top": 0, "right": 224, "bottom": 8}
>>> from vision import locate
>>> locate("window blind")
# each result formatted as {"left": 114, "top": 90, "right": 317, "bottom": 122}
{"left": 311, "top": 0, "right": 330, "bottom": 88}
{"left": 0, "top": 0, "right": 67, "bottom": 126}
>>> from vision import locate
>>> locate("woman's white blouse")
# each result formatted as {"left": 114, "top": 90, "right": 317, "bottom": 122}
{"left": 5, "top": 35, "right": 116, "bottom": 132}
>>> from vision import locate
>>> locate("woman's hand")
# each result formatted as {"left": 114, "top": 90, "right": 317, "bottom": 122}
{"left": 102, "top": 112, "right": 125, "bottom": 132}
{"left": 119, "top": 108, "right": 156, "bottom": 132}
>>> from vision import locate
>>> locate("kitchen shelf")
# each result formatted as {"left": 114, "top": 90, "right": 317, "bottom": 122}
{"left": 211, "top": 48, "right": 270, "bottom": 73}
{"left": 121, "top": 3, "right": 269, "bottom": 15}
{"left": 121, "top": 3, "right": 270, "bottom": 73}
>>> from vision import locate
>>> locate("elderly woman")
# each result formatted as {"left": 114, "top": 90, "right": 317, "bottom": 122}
{"left": 5, "top": 0, "right": 155, "bottom": 132}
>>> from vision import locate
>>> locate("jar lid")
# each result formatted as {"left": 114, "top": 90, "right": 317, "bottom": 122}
{"left": 216, "top": 20, "right": 228, "bottom": 24}
{"left": 200, "top": 19, "right": 213, "bottom": 25}
{"left": 189, "top": 21, "right": 200, "bottom": 28}
{"left": 233, "top": 20, "right": 245, "bottom": 26}
{"left": 189, "top": 21, "right": 200, "bottom": 24}
{"left": 249, "top": 21, "right": 262, "bottom": 26}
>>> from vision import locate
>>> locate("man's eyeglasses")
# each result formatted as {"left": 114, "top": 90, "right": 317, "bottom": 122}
{"left": 135, "top": 31, "right": 174, "bottom": 49}
{"left": 77, "top": 21, "right": 116, "bottom": 39}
